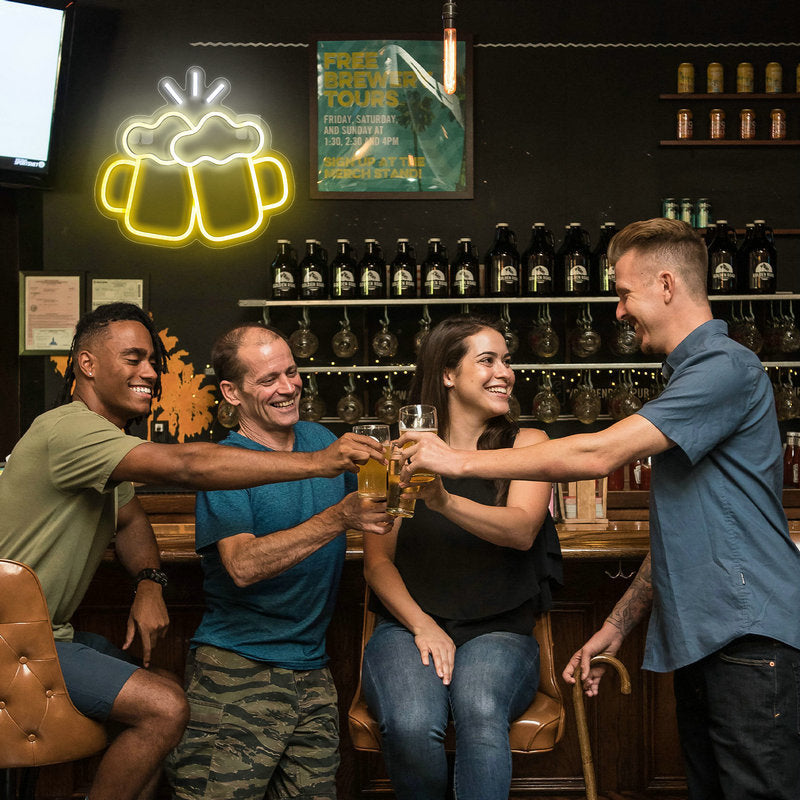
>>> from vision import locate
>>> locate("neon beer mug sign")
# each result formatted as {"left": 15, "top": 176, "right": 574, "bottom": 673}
{"left": 96, "top": 67, "right": 293, "bottom": 248}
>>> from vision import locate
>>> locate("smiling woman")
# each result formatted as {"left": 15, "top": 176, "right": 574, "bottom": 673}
{"left": 361, "top": 313, "right": 563, "bottom": 800}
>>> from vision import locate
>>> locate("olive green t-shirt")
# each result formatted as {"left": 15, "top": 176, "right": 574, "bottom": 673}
{"left": 0, "top": 402, "right": 143, "bottom": 641}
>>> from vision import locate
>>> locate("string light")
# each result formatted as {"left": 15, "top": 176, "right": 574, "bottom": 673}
{"left": 442, "top": 1, "right": 457, "bottom": 95}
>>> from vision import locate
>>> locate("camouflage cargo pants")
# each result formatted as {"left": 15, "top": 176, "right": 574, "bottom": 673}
{"left": 166, "top": 645, "right": 339, "bottom": 800}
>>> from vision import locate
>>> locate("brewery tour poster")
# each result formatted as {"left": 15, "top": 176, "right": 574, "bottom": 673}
{"left": 311, "top": 37, "right": 472, "bottom": 198}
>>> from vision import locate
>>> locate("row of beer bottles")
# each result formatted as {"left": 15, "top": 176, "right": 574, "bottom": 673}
{"left": 706, "top": 219, "right": 778, "bottom": 294}
{"left": 269, "top": 223, "right": 621, "bottom": 300}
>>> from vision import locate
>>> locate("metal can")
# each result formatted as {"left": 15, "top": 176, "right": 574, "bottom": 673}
{"left": 771, "top": 108, "right": 787, "bottom": 140}
{"left": 662, "top": 198, "right": 679, "bottom": 219}
{"left": 736, "top": 62, "right": 754, "bottom": 92}
{"left": 707, "top": 62, "right": 724, "bottom": 93}
{"left": 766, "top": 62, "right": 783, "bottom": 93}
{"left": 677, "top": 62, "right": 695, "bottom": 93}
{"left": 710, "top": 108, "right": 726, "bottom": 139}
{"left": 739, "top": 108, "right": 756, "bottom": 139}
{"left": 680, "top": 198, "right": 694, "bottom": 226}
{"left": 677, "top": 108, "right": 693, "bottom": 139}
{"left": 696, "top": 198, "right": 712, "bottom": 229}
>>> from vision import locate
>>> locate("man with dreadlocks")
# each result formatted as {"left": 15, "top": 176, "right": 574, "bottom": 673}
{"left": 0, "top": 302, "right": 385, "bottom": 800}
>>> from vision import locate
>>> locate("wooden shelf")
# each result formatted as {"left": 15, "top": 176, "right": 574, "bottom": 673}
{"left": 660, "top": 93, "right": 800, "bottom": 100}
{"left": 660, "top": 139, "right": 800, "bottom": 146}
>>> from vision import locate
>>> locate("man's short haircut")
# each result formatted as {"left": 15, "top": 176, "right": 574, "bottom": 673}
{"left": 57, "top": 302, "right": 168, "bottom": 406}
{"left": 608, "top": 218, "right": 708, "bottom": 299}
{"left": 211, "top": 323, "right": 288, "bottom": 385}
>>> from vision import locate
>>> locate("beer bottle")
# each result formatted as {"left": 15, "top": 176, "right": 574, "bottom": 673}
{"left": 330, "top": 239, "right": 358, "bottom": 299}
{"left": 421, "top": 238, "right": 450, "bottom": 297}
{"left": 358, "top": 239, "right": 386, "bottom": 298}
{"left": 299, "top": 239, "right": 328, "bottom": 299}
{"left": 593, "top": 222, "right": 619, "bottom": 296}
{"left": 522, "top": 223, "right": 555, "bottom": 297}
{"left": 561, "top": 223, "right": 592, "bottom": 297}
{"left": 485, "top": 222, "right": 520, "bottom": 297}
{"left": 270, "top": 239, "right": 298, "bottom": 300}
{"left": 389, "top": 238, "right": 417, "bottom": 298}
{"left": 706, "top": 220, "right": 738, "bottom": 294}
{"left": 747, "top": 219, "right": 778, "bottom": 293}
{"left": 450, "top": 238, "right": 480, "bottom": 297}
{"left": 791, "top": 432, "right": 800, "bottom": 488}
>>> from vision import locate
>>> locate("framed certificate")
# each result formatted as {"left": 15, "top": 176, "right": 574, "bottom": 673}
{"left": 311, "top": 36, "right": 472, "bottom": 198}
{"left": 19, "top": 272, "right": 83, "bottom": 355}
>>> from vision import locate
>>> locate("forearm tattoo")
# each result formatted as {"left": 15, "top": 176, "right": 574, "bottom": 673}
{"left": 606, "top": 552, "right": 653, "bottom": 638}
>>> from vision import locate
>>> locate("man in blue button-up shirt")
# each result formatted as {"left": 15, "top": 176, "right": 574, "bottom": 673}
{"left": 398, "top": 218, "right": 800, "bottom": 800}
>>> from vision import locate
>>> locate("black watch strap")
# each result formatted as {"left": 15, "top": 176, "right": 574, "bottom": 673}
{"left": 134, "top": 567, "right": 168, "bottom": 589}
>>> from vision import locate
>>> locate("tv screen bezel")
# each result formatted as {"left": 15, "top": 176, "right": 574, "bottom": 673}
{"left": 0, "top": 0, "right": 76, "bottom": 189}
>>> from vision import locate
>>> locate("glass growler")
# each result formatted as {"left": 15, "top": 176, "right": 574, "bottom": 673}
{"left": 747, "top": 220, "right": 777, "bottom": 293}
{"left": 270, "top": 239, "right": 298, "bottom": 300}
{"left": 522, "top": 223, "right": 555, "bottom": 297}
{"left": 299, "top": 239, "right": 328, "bottom": 300}
{"left": 421, "top": 238, "right": 449, "bottom": 298}
{"left": 485, "top": 223, "right": 520, "bottom": 297}
{"left": 390, "top": 238, "right": 417, "bottom": 298}
{"left": 358, "top": 239, "right": 386, "bottom": 298}
{"left": 560, "top": 223, "right": 592, "bottom": 297}
{"left": 330, "top": 239, "right": 358, "bottom": 299}
{"left": 706, "top": 220, "right": 738, "bottom": 294}
{"left": 450, "top": 238, "right": 480, "bottom": 297}
{"left": 593, "top": 222, "right": 619, "bottom": 296}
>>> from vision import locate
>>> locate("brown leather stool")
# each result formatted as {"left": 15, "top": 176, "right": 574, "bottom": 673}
{"left": 348, "top": 588, "right": 566, "bottom": 755}
{"left": 0, "top": 560, "right": 107, "bottom": 800}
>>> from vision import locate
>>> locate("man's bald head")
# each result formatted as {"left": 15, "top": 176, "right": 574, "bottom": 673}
{"left": 211, "top": 323, "right": 287, "bottom": 386}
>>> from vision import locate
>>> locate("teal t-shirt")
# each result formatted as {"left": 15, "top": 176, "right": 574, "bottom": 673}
{"left": 191, "top": 424, "right": 356, "bottom": 669}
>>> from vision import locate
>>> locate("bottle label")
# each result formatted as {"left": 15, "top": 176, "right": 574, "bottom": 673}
{"left": 568, "top": 262, "right": 589, "bottom": 284}
{"left": 794, "top": 463, "right": 799, "bottom": 485}
{"left": 713, "top": 261, "right": 734, "bottom": 278}
{"left": 393, "top": 268, "right": 414, "bottom": 291}
{"left": 424, "top": 268, "right": 447, "bottom": 290}
{"left": 335, "top": 269, "right": 356, "bottom": 291}
{"left": 754, "top": 261, "right": 774, "bottom": 280}
{"left": 360, "top": 269, "right": 382, "bottom": 292}
{"left": 302, "top": 270, "right": 324, "bottom": 291}
{"left": 273, "top": 269, "right": 295, "bottom": 291}
{"left": 454, "top": 267, "right": 476, "bottom": 288}
{"left": 499, "top": 264, "right": 518, "bottom": 283}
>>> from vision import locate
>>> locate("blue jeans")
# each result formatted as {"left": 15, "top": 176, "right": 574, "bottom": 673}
{"left": 673, "top": 635, "right": 800, "bottom": 800}
{"left": 362, "top": 619, "right": 540, "bottom": 800}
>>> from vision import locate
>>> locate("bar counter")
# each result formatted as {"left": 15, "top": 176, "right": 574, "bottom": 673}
{"left": 39, "top": 491, "right": 800, "bottom": 800}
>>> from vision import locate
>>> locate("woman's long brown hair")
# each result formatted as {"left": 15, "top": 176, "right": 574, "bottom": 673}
{"left": 407, "top": 314, "right": 518, "bottom": 505}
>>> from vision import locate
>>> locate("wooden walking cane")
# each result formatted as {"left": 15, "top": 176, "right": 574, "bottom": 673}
{"left": 571, "top": 654, "right": 631, "bottom": 800}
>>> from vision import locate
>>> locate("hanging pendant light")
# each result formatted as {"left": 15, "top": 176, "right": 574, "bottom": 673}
{"left": 442, "top": 1, "right": 457, "bottom": 95}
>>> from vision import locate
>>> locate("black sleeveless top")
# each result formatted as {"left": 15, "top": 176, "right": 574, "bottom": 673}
{"left": 372, "top": 474, "right": 563, "bottom": 646}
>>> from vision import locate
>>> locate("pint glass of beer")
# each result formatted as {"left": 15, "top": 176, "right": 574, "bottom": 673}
{"left": 352, "top": 424, "right": 390, "bottom": 498}
{"left": 387, "top": 446, "right": 420, "bottom": 518}
{"left": 398, "top": 404, "right": 438, "bottom": 483}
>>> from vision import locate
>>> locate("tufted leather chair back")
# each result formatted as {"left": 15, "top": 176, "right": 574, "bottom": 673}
{"left": 0, "top": 560, "right": 106, "bottom": 769}
{"left": 348, "top": 587, "right": 566, "bottom": 753}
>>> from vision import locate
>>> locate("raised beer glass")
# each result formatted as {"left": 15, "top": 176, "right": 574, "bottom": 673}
{"left": 352, "top": 424, "right": 390, "bottom": 498}
{"left": 398, "top": 404, "right": 438, "bottom": 483}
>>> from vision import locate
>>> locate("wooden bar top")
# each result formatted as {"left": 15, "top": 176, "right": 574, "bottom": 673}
{"left": 132, "top": 491, "right": 800, "bottom": 564}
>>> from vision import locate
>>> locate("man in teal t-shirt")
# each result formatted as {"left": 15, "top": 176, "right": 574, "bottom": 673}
{"left": 167, "top": 324, "right": 392, "bottom": 800}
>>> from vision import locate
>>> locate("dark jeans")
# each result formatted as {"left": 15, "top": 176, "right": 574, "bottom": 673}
{"left": 673, "top": 635, "right": 800, "bottom": 800}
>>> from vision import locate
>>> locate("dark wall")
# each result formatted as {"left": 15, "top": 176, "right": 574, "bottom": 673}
{"left": 3, "top": 0, "right": 799, "bottom": 446}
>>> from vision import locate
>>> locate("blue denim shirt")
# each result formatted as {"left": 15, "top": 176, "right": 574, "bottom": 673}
{"left": 637, "top": 319, "right": 800, "bottom": 672}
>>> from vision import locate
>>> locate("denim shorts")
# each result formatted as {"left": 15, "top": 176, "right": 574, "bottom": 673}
{"left": 55, "top": 630, "right": 139, "bottom": 721}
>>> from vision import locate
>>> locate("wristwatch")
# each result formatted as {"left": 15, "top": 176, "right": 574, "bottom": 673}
{"left": 134, "top": 567, "right": 168, "bottom": 590}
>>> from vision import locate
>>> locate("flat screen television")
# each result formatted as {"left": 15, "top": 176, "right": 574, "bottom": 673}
{"left": 0, "top": 0, "right": 75, "bottom": 188}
